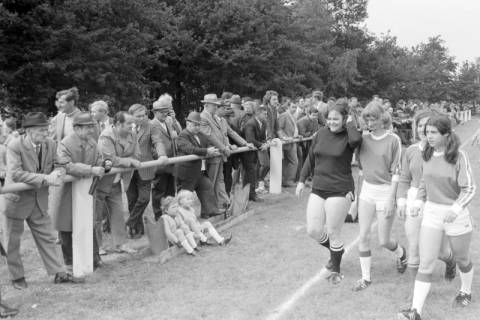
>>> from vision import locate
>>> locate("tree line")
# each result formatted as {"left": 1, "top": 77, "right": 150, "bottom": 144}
{"left": 1, "top": 0, "right": 479, "bottom": 122}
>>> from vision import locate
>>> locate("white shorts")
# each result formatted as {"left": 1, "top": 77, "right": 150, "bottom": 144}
{"left": 406, "top": 187, "right": 421, "bottom": 218}
{"left": 421, "top": 201, "right": 472, "bottom": 236}
{"left": 359, "top": 181, "right": 391, "bottom": 212}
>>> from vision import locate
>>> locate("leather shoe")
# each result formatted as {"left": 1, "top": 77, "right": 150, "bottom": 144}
{"left": 220, "top": 233, "right": 233, "bottom": 246}
{"left": 11, "top": 278, "right": 27, "bottom": 290}
{"left": 249, "top": 195, "right": 264, "bottom": 202}
{"left": 199, "top": 240, "right": 213, "bottom": 246}
{"left": 94, "top": 260, "right": 104, "bottom": 270}
{"left": 54, "top": 272, "right": 85, "bottom": 284}
{"left": 208, "top": 212, "right": 222, "bottom": 217}
{"left": 0, "top": 303, "right": 19, "bottom": 318}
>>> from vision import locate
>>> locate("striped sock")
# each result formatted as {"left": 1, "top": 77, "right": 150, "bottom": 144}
{"left": 329, "top": 243, "right": 345, "bottom": 273}
{"left": 318, "top": 233, "right": 330, "bottom": 249}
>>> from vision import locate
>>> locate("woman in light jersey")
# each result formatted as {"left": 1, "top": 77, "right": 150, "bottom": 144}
{"left": 398, "top": 115, "right": 476, "bottom": 320}
{"left": 397, "top": 111, "right": 455, "bottom": 280}
{"left": 353, "top": 101, "right": 407, "bottom": 292}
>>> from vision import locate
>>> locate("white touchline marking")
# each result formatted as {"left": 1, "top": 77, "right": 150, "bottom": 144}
{"left": 265, "top": 222, "right": 378, "bottom": 320}
{"left": 265, "top": 124, "right": 479, "bottom": 320}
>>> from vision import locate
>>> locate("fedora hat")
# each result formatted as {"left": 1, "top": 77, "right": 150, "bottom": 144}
{"left": 201, "top": 94, "right": 222, "bottom": 106}
{"left": 152, "top": 99, "right": 172, "bottom": 112}
{"left": 186, "top": 111, "right": 202, "bottom": 124}
{"left": 23, "top": 112, "right": 49, "bottom": 128}
{"left": 73, "top": 112, "right": 96, "bottom": 126}
{"left": 230, "top": 95, "right": 241, "bottom": 106}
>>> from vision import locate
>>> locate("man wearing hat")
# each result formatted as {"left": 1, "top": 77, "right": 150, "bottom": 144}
{"left": 229, "top": 94, "right": 245, "bottom": 134}
{"left": 151, "top": 93, "right": 179, "bottom": 218}
{"left": 4, "top": 112, "right": 81, "bottom": 289}
{"left": 52, "top": 112, "right": 107, "bottom": 269}
{"left": 176, "top": 112, "right": 220, "bottom": 218}
{"left": 126, "top": 103, "right": 166, "bottom": 238}
{"left": 199, "top": 94, "right": 237, "bottom": 212}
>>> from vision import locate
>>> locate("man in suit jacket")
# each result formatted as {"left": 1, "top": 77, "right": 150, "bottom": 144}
{"left": 126, "top": 104, "right": 166, "bottom": 238}
{"left": 199, "top": 94, "right": 235, "bottom": 211}
{"left": 243, "top": 106, "right": 270, "bottom": 201}
{"left": 150, "top": 94, "right": 179, "bottom": 218}
{"left": 53, "top": 112, "right": 106, "bottom": 269}
{"left": 277, "top": 102, "right": 300, "bottom": 187}
{"left": 4, "top": 112, "right": 81, "bottom": 289}
{"left": 49, "top": 87, "right": 82, "bottom": 142}
{"left": 176, "top": 112, "right": 220, "bottom": 219}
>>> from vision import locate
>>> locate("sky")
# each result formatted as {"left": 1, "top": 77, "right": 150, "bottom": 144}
{"left": 365, "top": 0, "right": 480, "bottom": 63}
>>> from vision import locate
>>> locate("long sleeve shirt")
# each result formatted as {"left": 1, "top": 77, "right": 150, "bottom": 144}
{"left": 397, "top": 143, "right": 423, "bottom": 203}
{"left": 299, "top": 121, "right": 362, "bottom": 192}
{"left": 415, "top": 150, "right": 476, "bottom": 214}
{"left": 358, "top": 131, "right": 402, "bottom": 185}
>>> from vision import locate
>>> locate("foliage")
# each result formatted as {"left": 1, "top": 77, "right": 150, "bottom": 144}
{"left": 0, "top": 0, "right": 479, "bottom": 118}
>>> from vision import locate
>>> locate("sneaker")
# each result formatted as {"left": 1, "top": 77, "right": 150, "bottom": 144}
{"left": 397, "top": 308, "right": 421, "bottom": 320}
{"left": 220, "top": 233, "right": 232, "bottom": 246}
{"left": 352, "top": 279, "right": 371, "bottom": 292}
{"left": 255, "top": 185, "right": 267, "bottom": 194}
{"left": 115, "top": 244, "right": 137, "bottom": 254}
{"left": 0, "top": 303, "right": 19, "bottom": 318}
{"left": 444, "top": 258, "right": 456, "bottom": 281}
{"left": 397, "top": 246, "right": 408, "bottom": 274}
{"left": 327, "top": 272, "right": 344, "bottom": 285}
{"left": 454, "top": 291, "right": 471, "bottom": 307}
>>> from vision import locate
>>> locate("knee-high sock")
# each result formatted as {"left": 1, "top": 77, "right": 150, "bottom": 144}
{"left": 412, "top": 273, "right": 432, "bottom": 314}
{"left": 459, "top": 262, "right": 474, "bottom": 294}
{"left": 318, "top": 233, "right": 329, "bottom": 249}
{"left": 329, "top": 243, "right": 344, "bottom": 273}
{"left": 359, "top": 250, "right": 371, "bottom": 281}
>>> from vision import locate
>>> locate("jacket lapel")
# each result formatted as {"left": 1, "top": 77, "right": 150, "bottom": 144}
{"left": 22, "top": 136, "right": 39, "bottom": 171}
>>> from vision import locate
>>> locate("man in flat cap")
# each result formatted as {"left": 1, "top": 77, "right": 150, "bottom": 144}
{"left": 176, "top": 112, "right": 220, "bottom": 218}
{"left": 53, "top": 112, "right": 107, "bottom": 270}
{"left": 4, "top": 112, "right": 82, "bottom": 289}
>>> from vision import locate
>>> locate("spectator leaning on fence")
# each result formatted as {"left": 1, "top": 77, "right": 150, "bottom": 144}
{"left": 150, "top": 94, "right": 178, "bottom": 218}
{"left": 175, "top": 111, "right": 221, "bottom": 219}
{"left": 243, "top": 105, "right": 270, "bottom": 201}
{"left": 94, "top": 111, "right": 140, "bottom": 254}
{"left": 200, "top": 94, "right": 233, "bottom": 212}
{"left": 4, "top": 112, "right": 83, "bottom": 289}
{"left": 278, "top": 101, "right": 300, "bottom": 187}
{"left": 50, "top": 87, "right": 81, "bottom": 142}
{"left": 126, "top": 103, "right": 166, "bottom": 239}
{"left": 53, "top": 112, "right": 106, "bottom": 270}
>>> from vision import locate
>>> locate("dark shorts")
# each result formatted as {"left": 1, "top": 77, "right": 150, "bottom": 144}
{"left": 312, "top": 189, "right": 355, "bottom": 201}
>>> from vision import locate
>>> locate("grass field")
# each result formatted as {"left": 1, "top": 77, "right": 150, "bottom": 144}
{"left": 1, "top": 119, "right": 480, "bottom": 320}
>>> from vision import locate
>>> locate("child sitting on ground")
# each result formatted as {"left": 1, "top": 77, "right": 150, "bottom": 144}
{"left": 161, "top": 196, "right": 198, "bottom": 256}
{"left": 177, "top": 190, "right": 232, "bottom": 246}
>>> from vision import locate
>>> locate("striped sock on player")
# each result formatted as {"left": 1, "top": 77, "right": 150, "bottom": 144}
{"left": 329, "top": 243, "right": 344, "bottom": 273}
{"left": 318, "top": 233, "right": 329, "bottom": 249}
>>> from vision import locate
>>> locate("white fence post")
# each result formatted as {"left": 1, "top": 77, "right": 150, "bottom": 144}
{"left": 72, "top": 178, "right": 94, "bottom": 277}
{"left": 269, "top": 138, "right": 283, "bottom": 194}
{"left": 468, "top": 109, "right": 472, "bottom": 121}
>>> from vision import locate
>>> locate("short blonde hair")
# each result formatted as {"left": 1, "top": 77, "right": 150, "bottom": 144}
{"left": 128, "top": 103, "right": 146, "bottom": 115}
{"left": 362, "top": 100, "right": 391, "bottom": 129}
{"left": 177, "top": 189, "right": 194, "bottom": 205}
{"left": 89, "top": 100, "right": 109, "bottom": 113}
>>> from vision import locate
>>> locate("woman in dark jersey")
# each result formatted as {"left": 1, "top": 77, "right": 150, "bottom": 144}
{"left": 296, "top": 101, "right": 362, "bottom": 284}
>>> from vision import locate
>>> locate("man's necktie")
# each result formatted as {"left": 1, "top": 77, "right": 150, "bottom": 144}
{"left": 36, "top": 144, "right": 42, "bottom": 172}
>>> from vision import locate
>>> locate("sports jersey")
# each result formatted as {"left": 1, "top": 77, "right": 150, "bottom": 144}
{"left": 397, "top": 143, "right": 424, "bottom": 202}
{"left": 358, "top": 131, "right": 401, "bottom": 185}
{"left": 299, "top": 121, "right": 361, "bottom": 192}
{"left": 415, "top": 150, "right": 476, "bottom": 214}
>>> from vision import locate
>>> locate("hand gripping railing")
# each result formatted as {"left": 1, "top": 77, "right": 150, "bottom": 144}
{"left": 0, "top": 136, "right": 313, "bottom": 277}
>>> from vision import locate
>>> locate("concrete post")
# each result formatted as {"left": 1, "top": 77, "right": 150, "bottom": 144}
{"left": 269, "top": 138, "right": 283, "bottom": 194}
{"left": 72, "top": 178, "right": 94, "bottom": 277}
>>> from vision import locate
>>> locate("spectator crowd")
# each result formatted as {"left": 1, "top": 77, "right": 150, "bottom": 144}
{"left": 0, "top": 86, "right": 473, "bottom": 317}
